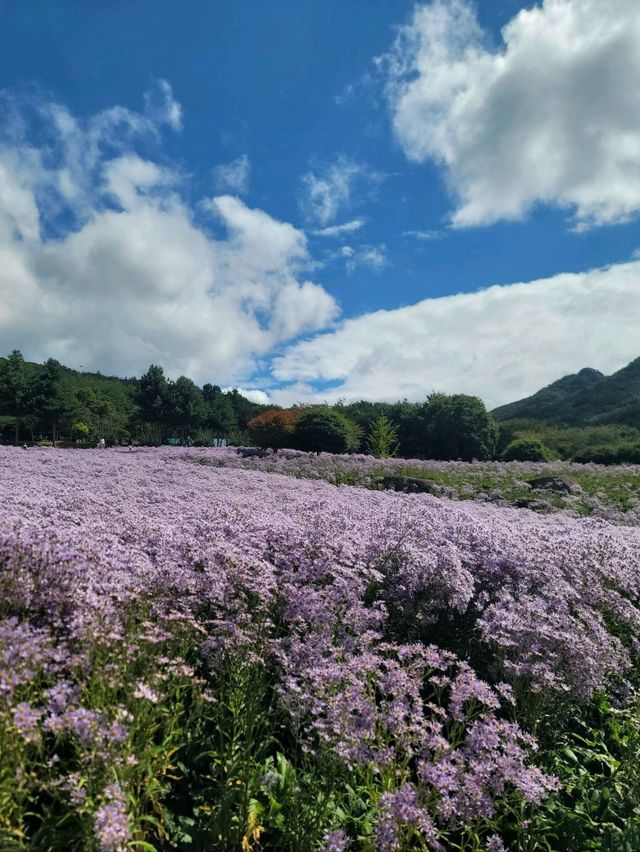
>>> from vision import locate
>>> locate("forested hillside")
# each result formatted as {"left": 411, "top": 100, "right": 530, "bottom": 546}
{"left": 0, "top": 351, "right": 265, "bottom": 446}
{"left": 493, "top": 359, "right": 640, "bottom": 427}
{"left": 4, "top": 349, "right": 640, "bottom": 463}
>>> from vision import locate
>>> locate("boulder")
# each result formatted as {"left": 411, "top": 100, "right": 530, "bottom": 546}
{"left": 380, "top": 476, "right": 443, "bottom": 496}
{"left": 515, "top": 498, "right": 553, "bottom": 513}
{"left": 528, "top": 476, "right": 577, "bottom": 494}
{"left": 236, "top": 447, "right": 266, "bottom": 459}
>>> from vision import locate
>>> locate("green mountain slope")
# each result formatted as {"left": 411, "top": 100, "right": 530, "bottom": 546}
{"left": 493, "top": 358, "right": 640, "bottom": 427}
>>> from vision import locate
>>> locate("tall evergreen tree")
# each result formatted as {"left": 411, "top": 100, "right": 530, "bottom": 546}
{"left": 135, "top": 365, "right": 169, "bottom": 426}
{"left": 165, "top": 376, "right": 205, "bottom": 439}
{"left": 0, "top": 350, "right": 33, "bottom": 444}
{"left": 32, "top": 358, "right": 67, "bottom": 444}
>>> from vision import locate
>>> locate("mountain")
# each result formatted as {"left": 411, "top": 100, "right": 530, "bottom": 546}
{"left": 493, "top": 358, "right": 640, "bottom": 427}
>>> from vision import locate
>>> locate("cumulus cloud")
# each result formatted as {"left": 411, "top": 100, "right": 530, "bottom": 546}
{"left": 299, "top": 156, "right": 383, "bottom": 225}
{"left": 382, "top": 0, "right": 640, "bottom": 229}
{"left": 271, "top": 260, "right": 640, "bottom": 408}
{"left": 0, "top": 86, "right": 338, "bottom": 384}
{"left": 212, "top": 154, "right": 250, "bottom": 195}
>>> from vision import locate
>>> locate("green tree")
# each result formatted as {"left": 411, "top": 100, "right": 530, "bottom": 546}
{"left": 32, "top": 358, "right": 68, "bottom": 444}
{"left": 165, "top": 376, "right": 205, "bottom": 439}
{"left": 135, "top": 365, "right": 169, "bottom": 426}
{"left": 422, "top": 393, "right": 498, "bottom": 461}
{"left": 227, "top": 388, "right": 265, "bottom": 430}
{"left": 203, "top": 384, "right": 238, "bottom": 436}
{"left": 0, "top": 350, "right": 33, "bottom": 444}
{"left": 71, "top": 421, "right": 91, "bottom": 441}
{"left": 387, "top": 400, "right": 426, "bottom": 459}
{"left": 366, "top": 415, "right": 399, "bottom": 458}
{"left": 293, "top": 408, "right": 361, "bottom": 454}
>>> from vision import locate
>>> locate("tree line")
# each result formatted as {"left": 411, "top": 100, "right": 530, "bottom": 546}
{"left": 3, "top": 350, "right": 638, "bottom": 462}
{"left": 0, "top": 350, "right": 501, "bottom": 459}
{"left": 0, "top": 351, "right": 263, "bottom": 447}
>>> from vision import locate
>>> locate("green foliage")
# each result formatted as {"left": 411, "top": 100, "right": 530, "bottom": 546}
{"left": 497, "top": 420, "right": 640, "bottom": 464}
{"left": 493, "top": 358, "right": 640, "bottom": 428}
{"left": 203, "top": 385, "right": 239, "bottom": 436}
{"left": 573, "top": 443, "right": 640, "bottom": 465}
{"left": 366, "top": 415, "right": 399, "bottom": 458}
{"left": 72, "top": 422, "right": 91, "bottom": 440}
{"left": 0, "top": 350, "right": 33, "bottom": 443}
{"left": 4, "top": 532, "right": 640, "bottom": 849}
{"left": 5, "top": 349, "right": 640, "bottom": 460}
{"left": 502, "top": 437, "right": 554, "bottom": 462}
{"left": 422, "top": 393, "right": 499, "bottom": 461}
{"left": 529, "top": 695, "right": 640, "bottom": 850}
{"left": 165, "top": 376, "right": 205, "bottom": 437}
{"left": 293, "top": 407, "right": 361, "bottom": 454}
{"left": 135, "top": 365, "right": 169, "bottom": 425}
{"left": 0, "top": 354, "right": 268, "bottom": 446}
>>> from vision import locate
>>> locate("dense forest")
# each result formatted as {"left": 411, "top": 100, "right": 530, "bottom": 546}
{"left": 0, "top": 351, "right": 263, "bottom": 448}
{"left": 2, "top": 350, "right": 640, "bottom": 463}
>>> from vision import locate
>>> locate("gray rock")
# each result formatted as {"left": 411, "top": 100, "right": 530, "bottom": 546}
{"left": 515, "top": 498, "right": 553, "bottom": 513}
{"left": 380, "top": 476, "right": 443, "bottom": 496}
{"left": 528, "top": 476, "right": 577, "bottom": 494}
{"left": 236, "top": 447, "right": 266, "bottom": 458}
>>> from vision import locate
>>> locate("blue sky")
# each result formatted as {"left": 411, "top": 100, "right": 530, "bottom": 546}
{"left": 1, "top": 0, "right": 639, "bottom": 407}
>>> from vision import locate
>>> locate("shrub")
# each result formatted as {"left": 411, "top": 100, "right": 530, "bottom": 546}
{"left": 573, "top": 442, "right": 640, "bottom": 465}
{"left": 71, "top": 422, "right": 90, "bottom": 441}
{"left": 502, "top": 438, "right": 554, "bottom": 462}
{"left": 292, "top": 408, "right": 361, "bottom": 454}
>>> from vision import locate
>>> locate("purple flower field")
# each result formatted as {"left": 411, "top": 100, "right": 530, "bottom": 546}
{"left": 2, "top": 445, "right": 640, "bottom": 850}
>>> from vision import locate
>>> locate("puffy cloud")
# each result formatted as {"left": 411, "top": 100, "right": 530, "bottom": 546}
{"left": 212, "top": 154, "right": 250, "bottom": 195}
{"left": 271, "top": 260, "right": 640, "bottom": 408}
{"left": 0, "top": 87, "right": 337, "bottom": 384}
{"left": 382, "top": 0, "right": 640, "bottom": 229}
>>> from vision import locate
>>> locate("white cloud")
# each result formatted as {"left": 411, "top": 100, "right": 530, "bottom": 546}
{"left": 312, "top": 218, "right": 366, "bottom": 237}
{"left": 212, "top": 154, "right": 250, "bottom": 195}
{"left": 345, "top": 244, "right": 387, "bottom": 274}
{"left": 271, "top": 260, "right": 640, "bottom": 408}
{"left": 143, "top": 78, "right": 182, "bottom": 131}
{"left": 403, "top": 229, "right": 442, "bottom": 241}
{"left": 299, "top": 156, "right": 383, "bottom": 225}
{"left": 382, "top": 0, "right": 640, "bottom": 229}
{"left": 0, "top": 87, "right": 338, "bottom": 385}
{"left": 322, "top": 242, "right": 387, "bottom": 274}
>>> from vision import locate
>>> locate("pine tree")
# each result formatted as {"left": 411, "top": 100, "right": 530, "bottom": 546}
{"left": 366, "top": 415, "right": 399, "bottom": 458}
